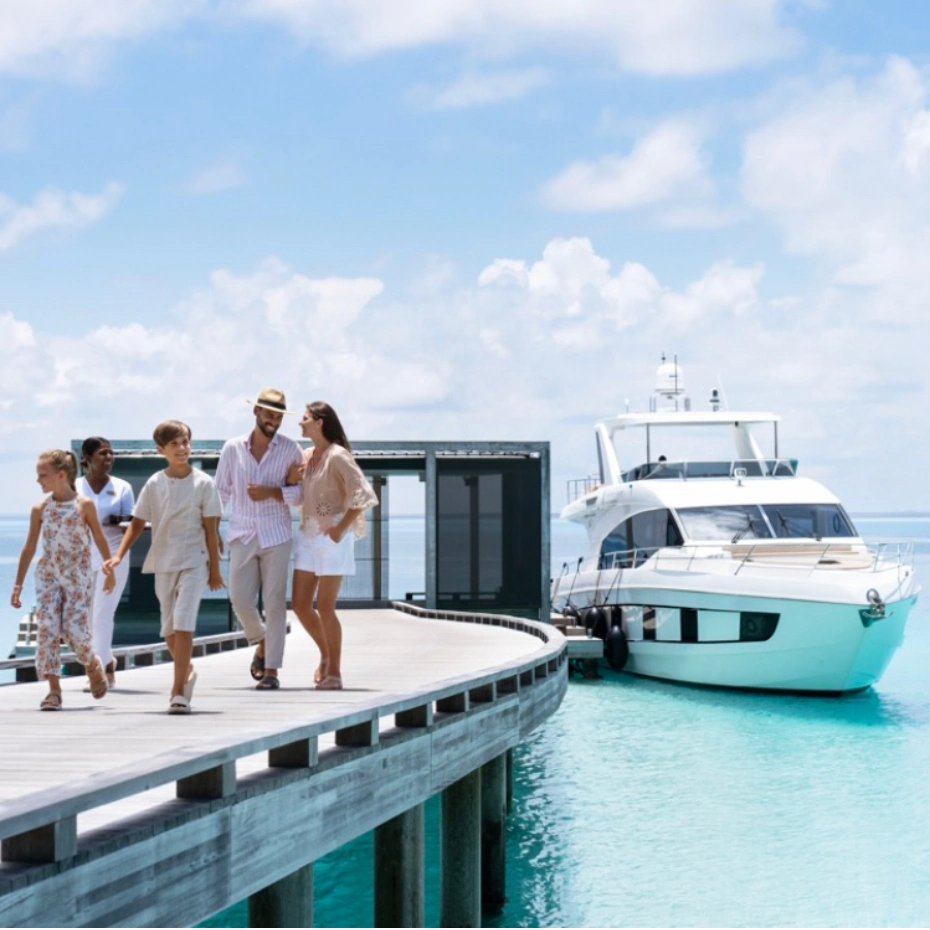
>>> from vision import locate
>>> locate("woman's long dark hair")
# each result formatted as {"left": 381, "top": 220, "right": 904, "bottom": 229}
{"left": 308, "top": 401, "right": 351, "bottom": 452}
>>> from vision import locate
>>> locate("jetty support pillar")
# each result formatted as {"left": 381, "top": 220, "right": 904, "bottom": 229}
{"left": 481, "top": 753, "right": 507, "bottom": 914}
{"left": 374, "top": 803, "right": 425, "bottom": 928}
{"left": 248, "top": 862, "right": 314, "bottom": 928}
{"left": 440, "top": 768, "right": 481, "bottom": 927}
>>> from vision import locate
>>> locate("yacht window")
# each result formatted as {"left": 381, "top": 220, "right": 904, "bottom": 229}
{"left": 676, "top": 505, "right": 774, "bottom": 542}
{"left": 761, "top": 504, "right": 856, "bottom": 539}
{"left": 599, "top": 519, "right": 631, "bottom": 569}
{"left": 599, "top": 509, "right": 683, "bottom": 568}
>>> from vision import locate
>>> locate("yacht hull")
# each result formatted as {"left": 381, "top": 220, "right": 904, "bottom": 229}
{"left": 555, "top": 567, "right": 918, "bottom": 692}
{"left": 620, "top": 596, "right": 914, "bottom": 692}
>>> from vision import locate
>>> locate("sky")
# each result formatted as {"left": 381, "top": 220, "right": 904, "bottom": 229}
{"left": 2, "top": 0, "right": 930, "bottom": 514}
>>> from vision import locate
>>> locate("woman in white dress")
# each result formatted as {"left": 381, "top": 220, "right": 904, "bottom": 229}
{"left": 78, "top": 437, "right": 134, "bottom": 686}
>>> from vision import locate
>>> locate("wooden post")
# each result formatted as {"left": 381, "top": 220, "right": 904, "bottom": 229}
{"left": 248, "top": 863, "right": 313, "bottom": 928}
{"left": 506, "top": 748, "right": 514, "bottom": 814}
{"left": 481, "top": 753, "right": 507, "bottom": 914}
{"left": 1, "top": 817, "right": 76, "bottom": 863}
{"left": 374, "top": 804, "right": 424, "bottom": 928}
{"left": 440, "top": 769, "right": 481, "bottom": 928}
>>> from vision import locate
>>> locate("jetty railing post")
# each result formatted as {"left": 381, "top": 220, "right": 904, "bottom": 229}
{"left": 374, "top": 803, "right": 425, "bottom": 928}
{"left": 480, "top": 752, "right": 507, "bottom": 915}
{"left": 248, "top": 862, "right": 314, "bottom": 928}
{"left": 440, "top": 768, "right": 481, "bottom": 928}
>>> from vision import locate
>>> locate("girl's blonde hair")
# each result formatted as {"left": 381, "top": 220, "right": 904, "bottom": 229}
{"left": 38, "top": 449, "right": 78, "bottom": 489}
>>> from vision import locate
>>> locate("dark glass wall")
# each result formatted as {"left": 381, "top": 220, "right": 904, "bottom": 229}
{"left": 435, "top": 459, "right": 542, "bottom": 614}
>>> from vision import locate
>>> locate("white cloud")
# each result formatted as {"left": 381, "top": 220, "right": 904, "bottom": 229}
{"left": 186, "top": 159, "right": 246, "bottom": 195}
{"left": 741, "top": 57, "right": 930, "bottom": 297}
{"left": 2, "top": 238, "right": 929, "bottom": 514}
{"left": 0, "top": 1, "right": 799, "bottom": 83}
{"left": 0, "top": 0, "right": 200, "bottom": 80}
{"left": 0, "top": 182, "right": 124, "bottom": 251}
{"left": 540, "top": 121, "right": 713, "bottom": 212}
{"left": 406, "top": 67, "right": 549, "bottom": 111}
{"left": 240, "top": 0, "right": 799, "bottom": 76}
{"left": 479, "top": 238, "right": 763, "bottom": 338}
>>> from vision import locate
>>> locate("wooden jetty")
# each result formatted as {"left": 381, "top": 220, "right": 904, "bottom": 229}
{"left": 0, "top": 605, "right": 566, "bottom": 928}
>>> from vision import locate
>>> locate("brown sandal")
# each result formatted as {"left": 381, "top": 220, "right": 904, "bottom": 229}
{"left": 40, "top": 691, "right": 62, "bottom": 711}
{"left": 87, "top": 656, "right": 108, "bottom": 700}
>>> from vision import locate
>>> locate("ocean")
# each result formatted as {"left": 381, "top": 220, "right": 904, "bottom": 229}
{"left": 2, "top": 515, "right": 929, "bottom": 927}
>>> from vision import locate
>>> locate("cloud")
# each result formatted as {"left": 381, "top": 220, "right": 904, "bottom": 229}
{"left": 1, "top": 238, "right": 928, "bottom": 513}
{"left": 406, "top": 67, "right": 549, "bottom": 111}
{"left": 186, "top": 159, "right": 246, "bottom": 195}
{"left": 478, "top": 237, "right": 762, "bottom": 337}
{"left": 540, "top": 121, "right": 713, "bottom": 212}
{"left": 240, "top": 0, "right": 800, "bottom": 76}
{"left": 0, "top": 0, "right": 199, "bottom": 81}
{"left": 0, "top": 182, "right": 124, "bottom": 251}
{"left": 0, "top": 1, "right": 800, "bottom": 83}
{"left": 741, "top": 56, "right": 930, "bottom": 297}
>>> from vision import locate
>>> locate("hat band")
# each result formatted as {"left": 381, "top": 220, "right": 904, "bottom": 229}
{"left": 258, "top": 399, "right": 286, "bottom": 412}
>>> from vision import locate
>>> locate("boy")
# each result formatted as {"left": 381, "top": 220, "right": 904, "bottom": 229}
{"left": 106, "top": 420, "right": 224, "bottom": 713}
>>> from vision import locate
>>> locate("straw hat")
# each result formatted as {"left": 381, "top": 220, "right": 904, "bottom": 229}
{"left": 248, "top": 387, "right": 293, "bottom": 414}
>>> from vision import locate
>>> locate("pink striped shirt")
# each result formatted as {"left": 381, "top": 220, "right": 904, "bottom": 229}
{"left": 214, "top": 431, "right": 304, "bottom": 548}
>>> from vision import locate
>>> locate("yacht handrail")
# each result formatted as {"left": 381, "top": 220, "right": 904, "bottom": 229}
{"left": 619, "top": 458, "right": 797, "bottom": 483}
{"left": 566, "top": 475, "right": 601, "bottom": 504}
{"left": 586, "top": 540, "right": 915, "bottom": 579}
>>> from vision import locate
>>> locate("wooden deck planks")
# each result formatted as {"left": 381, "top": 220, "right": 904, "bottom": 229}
{"left": 0, "top": 608, "right": 547, "bottom": 833}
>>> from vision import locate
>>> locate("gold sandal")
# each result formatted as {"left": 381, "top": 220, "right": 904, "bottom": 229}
{"left": 87, "top": 656, "right": 108, "bottom": 700}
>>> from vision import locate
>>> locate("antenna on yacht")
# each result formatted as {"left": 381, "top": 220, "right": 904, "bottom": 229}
{"left": 715, "top": 376, "right": 730, "bottom": 411}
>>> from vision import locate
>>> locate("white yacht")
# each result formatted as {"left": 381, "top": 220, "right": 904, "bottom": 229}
{"left": 553, "top": 359, "right": 919, "bottom": 693}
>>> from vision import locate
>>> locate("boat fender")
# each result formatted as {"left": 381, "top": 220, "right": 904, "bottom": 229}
{"left": 582, "top": 605, "right": 608, "bottom": 640}
{"left": 562, "top": 605, "right": 580, "bottom": 624}
{"left": 604, "top": 625, "right": 629, "bottom": 671}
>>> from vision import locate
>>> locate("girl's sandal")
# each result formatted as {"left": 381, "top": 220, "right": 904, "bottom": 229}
{"left": 87, "top": 657, "right": 109, "bottom": 700}
{"left": 313, "top": 661, "right": 329, "bottom": 684}
{"left": 40, "top": 691, "right": 62, "bottom": 711}
{"left": 105, "top": 660, "right": 117, "bottom": 688}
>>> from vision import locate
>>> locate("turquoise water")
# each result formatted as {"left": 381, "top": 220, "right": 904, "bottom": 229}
{"left": 3, "top": 516, "right": 929, "bottom": 926}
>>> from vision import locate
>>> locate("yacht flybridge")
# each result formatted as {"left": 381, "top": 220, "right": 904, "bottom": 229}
{"left": 553, "top": 359, "right": 919, "bottom": 693}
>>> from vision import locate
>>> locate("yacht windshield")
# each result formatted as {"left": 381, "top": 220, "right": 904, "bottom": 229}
{"left": 675, "top": 504, "right": 857, "bottom": 542}
{"left": 761, "top": 504, "right": 856, "bottom": 539}
{"left": 676, "top": 506, "right": 771, "bottom": 542}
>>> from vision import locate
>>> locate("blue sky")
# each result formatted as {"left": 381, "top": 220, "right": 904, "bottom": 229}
{"left": 1, "top": 0, "right": 929, "bottom": 513}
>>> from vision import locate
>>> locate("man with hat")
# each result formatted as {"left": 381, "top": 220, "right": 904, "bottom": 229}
{"left": 215, "top": 387, "right": 304, "bottom": 688}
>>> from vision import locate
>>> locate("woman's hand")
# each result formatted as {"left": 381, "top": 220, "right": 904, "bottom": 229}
{"left": 11, "top": 585, "right": 22, "bottom": 609}
{"left": 326, "top": 525, "right": 346, "bottom": 543}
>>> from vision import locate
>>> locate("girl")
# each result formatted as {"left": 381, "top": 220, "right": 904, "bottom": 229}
{"left": 79, "top": 436, "right": 135, "bottom": 687}
{"left": 11, "top": 450, "right": 115, "bottom": 710}
{"left": 288, "top": 402, "right": 378, "bottom": 690}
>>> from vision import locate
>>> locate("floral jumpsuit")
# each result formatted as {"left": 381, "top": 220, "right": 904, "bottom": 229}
{"left": 34, "top": 499, "right": 96, "bottom": 678}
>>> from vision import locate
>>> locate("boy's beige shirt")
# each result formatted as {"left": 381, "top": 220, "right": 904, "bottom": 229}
{"left": 133, "top": 468, "right": 223, "bottom": 573}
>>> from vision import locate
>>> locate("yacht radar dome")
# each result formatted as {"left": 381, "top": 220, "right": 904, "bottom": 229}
{"left": 651, "top": 355, "right": 690, "bottom": 412}
{"left": 655, "top": 358, "right": 685, "bottom": 399}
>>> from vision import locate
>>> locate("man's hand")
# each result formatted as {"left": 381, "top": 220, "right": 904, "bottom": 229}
{"left": 208, "top": 567, "right": 226, "bottom": 591}
{"left": 286, "top": 461, "right": 305, "bottom": 486}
